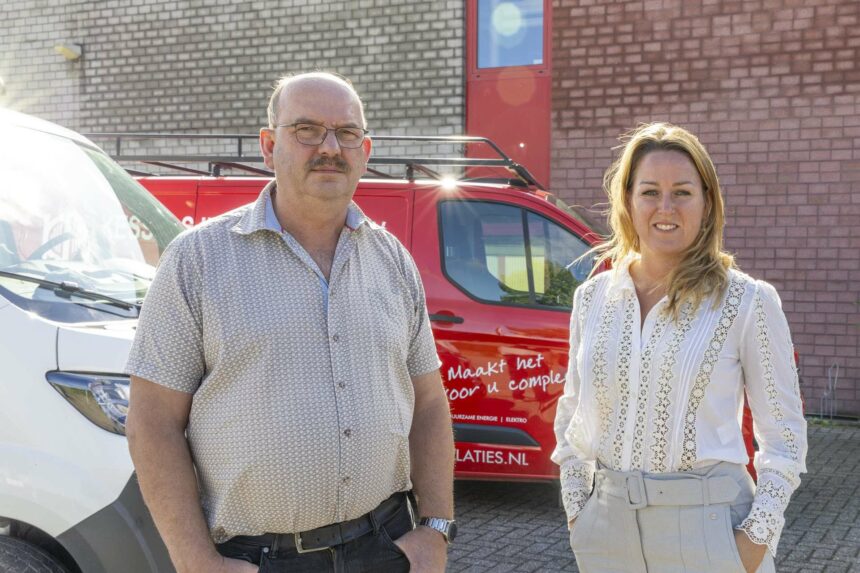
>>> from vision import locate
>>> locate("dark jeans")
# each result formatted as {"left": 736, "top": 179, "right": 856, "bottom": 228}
{"left": 216, "top": 495, "right": 412, "bottom": 573}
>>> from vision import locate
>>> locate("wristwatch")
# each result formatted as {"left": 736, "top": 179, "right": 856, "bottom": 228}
{"left": 418, "top": 517, "right": 458, "bottom": 543}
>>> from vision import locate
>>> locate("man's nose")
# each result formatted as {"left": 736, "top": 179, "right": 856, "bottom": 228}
{"left": 317, "top": 129, "right": 341, "bottom": 154}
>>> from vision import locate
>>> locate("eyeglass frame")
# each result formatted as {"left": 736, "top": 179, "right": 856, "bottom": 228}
{"left": 272, "top": 122, "right": 370, "bottom": 149}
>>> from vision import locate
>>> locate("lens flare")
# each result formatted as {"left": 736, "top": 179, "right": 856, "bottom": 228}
{"left": 492, "top": 2, "right": 522, "bottom": 37}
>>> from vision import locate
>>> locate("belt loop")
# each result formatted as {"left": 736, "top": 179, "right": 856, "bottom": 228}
{"left": 270, "top": 534, "right": 281, "bottom": 559}
{"left": 369, "top": 505, "right": 381, "bottom": 535}
{"left": 702, "top": 476, "right": 711, "bottom": 506}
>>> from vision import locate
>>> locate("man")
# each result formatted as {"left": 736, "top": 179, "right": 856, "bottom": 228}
{"left": 126, "top": 72, "right": 455, "bottom": 573}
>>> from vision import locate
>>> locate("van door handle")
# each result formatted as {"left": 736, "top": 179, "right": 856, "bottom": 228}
{"left": 429, "top": 313, "right": 464, "bottom": 324}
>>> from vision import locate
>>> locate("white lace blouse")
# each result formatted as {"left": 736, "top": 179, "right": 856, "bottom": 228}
{"left": 552, "top": 259, "right": 807, "bottom": 557}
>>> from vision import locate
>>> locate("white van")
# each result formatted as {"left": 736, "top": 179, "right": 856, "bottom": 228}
{"left": 0, "top": 109, "right": 180, "bottom": 572}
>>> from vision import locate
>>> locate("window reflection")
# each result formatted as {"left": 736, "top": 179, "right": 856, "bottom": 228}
{"left": 440, "top": 200, "right": 592, "bottom": 309}
{"left": 478, "top": 0, "right": 544, "bottom": 69}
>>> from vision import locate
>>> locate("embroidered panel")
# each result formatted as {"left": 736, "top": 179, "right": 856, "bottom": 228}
{"left": 578, "top": 280, "right": 598, "bottom": 325}
{"left": 629, "top": 307, "right": 670, "bottom": 470}
{"left": 560, "top": 461, "right": 595, "bottom": 519}
{"left": 679, "top": 277, "right": 746, "bottom": 470}
{"left": 591, "top": 294, "right": 618, "bottom": 464}
{"left": 737, "top": 468, "right": 793, "bottom": 557}
{"left": 610, "top": 295, "right": 637, "bottom": 468}
{"left": 647, "top": 301, "right": 695, "bottom": 472}
{"left": 754, "top": 294, "right": 800, "bottom": 462}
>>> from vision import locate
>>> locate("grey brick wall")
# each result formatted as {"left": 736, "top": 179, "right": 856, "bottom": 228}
{"left": 0, "top": 0, "right": 464, "bottom": 164}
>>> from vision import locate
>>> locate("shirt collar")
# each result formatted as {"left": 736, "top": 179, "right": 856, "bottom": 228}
{"left": 606, "top": 253, "right": 638, "bottom": 295}
{"left": 231, "top": 180, "right": 372, "bottom": 235}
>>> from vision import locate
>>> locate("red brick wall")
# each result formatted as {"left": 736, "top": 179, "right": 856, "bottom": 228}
{"left": 551, "top": 0, "right": 860, "bottom": 416}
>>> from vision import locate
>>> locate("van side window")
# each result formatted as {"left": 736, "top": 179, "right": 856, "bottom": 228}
{"left": 440, "top": 201, "right": 530, "bottom": 305}
{"left": 439, "top": 201, "right": 591, "bottom": 310}
{"left": 526, "top": 211, "right": 591, "bottom": 308}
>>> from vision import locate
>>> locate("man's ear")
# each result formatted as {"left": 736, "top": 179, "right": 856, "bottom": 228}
{"left": 260, "top": 128, "right": 276, "bottom": 169}
{"left": 361, "top": 135, "right": 372, "bottom": 174}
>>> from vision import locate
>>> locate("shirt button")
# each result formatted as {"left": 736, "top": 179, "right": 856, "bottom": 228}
{"left": 342, "top": 476, "right": 350, "bottom": 484}
{"left": 331, "top": 334, "right": 340, "bottom": 342}
{"left": 343, "top": 429, "right": 352, "bottom": 438}
{"left": 709, "top": 513, "right": 718, "bottom": 520}
{"left": 338, "top": 382, "right": 346, "bottom": 389}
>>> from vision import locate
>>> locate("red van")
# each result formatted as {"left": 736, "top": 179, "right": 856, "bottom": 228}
{"left": 92, "top": 133, "right": 757, "bottom": 481}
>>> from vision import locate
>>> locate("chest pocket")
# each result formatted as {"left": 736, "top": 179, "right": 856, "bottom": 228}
{"left": 365, "top": 284, "right": 411, "bottom": 355}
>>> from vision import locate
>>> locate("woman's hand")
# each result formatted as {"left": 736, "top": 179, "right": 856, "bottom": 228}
{"left": 567, "top": 517, "right": 577, "bottom": 531}
{"left": 733, "top": 529, "right": 767, "bottom": 573}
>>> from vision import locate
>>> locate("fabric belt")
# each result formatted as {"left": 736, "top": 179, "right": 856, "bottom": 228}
{"left": 230, "top": 491, "right": 412, "bottom": 555}
{"left": 596, "top": 467, "right": 742, "bottom": 510}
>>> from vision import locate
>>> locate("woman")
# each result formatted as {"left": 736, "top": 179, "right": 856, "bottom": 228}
{"left": 552, "top": 123, "right": 806, "bottom": 573}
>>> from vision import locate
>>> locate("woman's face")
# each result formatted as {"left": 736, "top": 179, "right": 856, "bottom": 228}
{"left": 629, "top": 150, "right": 706, "bottom": 267}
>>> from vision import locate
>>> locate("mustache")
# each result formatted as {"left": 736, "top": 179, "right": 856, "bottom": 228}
{"left": 307, "top": 156, "right": 349, "bottom": 173}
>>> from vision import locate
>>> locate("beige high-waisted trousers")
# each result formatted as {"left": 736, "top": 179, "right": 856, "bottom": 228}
{"left": 570, "top": 461, "right": 776, "bottom": 573}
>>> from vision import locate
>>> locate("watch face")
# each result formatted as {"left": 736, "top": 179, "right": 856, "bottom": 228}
{"left": 447, "top": 521, "right": 458, "bottom": 542}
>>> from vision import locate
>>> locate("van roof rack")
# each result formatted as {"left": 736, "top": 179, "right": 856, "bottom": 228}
{"left": 84, "top": 133, "right": 544, "bottom": 190}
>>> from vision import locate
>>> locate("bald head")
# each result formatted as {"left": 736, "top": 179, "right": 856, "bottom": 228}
{"left": 267, "top": 72, "right": 366, "bottom": 129}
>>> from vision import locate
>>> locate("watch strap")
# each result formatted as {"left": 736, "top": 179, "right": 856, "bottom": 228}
{"left": 418, "top": 517, "right": 456, "bottom": 543}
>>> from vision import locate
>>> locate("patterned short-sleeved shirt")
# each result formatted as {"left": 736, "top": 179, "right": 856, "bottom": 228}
{"left": 126, "top": 182, "right": 440, "bottom": 542}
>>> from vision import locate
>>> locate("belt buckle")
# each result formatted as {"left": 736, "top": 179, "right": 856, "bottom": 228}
{"left": 625, "top": 473, "right": 648, "bottom": 510}
{"left": 294, "top": 532, "right": 329, "bottom": 554}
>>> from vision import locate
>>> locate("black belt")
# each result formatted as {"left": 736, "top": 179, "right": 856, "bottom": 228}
{"left": 231, "top": 491, "right": 412, "bottom": 555}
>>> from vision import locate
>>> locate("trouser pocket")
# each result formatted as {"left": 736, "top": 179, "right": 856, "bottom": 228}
{"left": 569, "top": 492, "right": 598, "bottom": 552}
{"left": 358, "top": 501, "right": 412, "bottom": 573}
{"left": 701, "top": 503, "right": 746, "bottom": 573}
{"left": 215, "top": 538, "right": 262, "bottom": 565}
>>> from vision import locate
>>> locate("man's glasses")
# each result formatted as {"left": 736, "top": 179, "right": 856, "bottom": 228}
{"left": 275, "top": 122, "right": 368, "bottom": 149}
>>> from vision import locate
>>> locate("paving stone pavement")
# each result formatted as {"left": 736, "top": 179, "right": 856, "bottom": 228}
{"left": 448, "top": 423, "right": 860, "bottom": 572}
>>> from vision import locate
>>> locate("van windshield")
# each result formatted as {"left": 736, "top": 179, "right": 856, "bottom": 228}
{"left": 0, "top": 126, "right": 183, "bottom": 321}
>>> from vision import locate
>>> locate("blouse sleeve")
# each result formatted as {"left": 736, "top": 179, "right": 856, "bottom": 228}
{"left": 551, "top": 284, "right": 596, "bottom": 523}
{"left": 737, "top": 280, "right": 808, "bottom": 557}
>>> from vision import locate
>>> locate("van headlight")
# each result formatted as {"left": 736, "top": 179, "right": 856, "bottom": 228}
{"left": 46, "top": 372, "right": 129, "bottom": 435}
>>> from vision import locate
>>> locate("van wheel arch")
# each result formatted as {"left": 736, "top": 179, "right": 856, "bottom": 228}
{"left": 0, "top": 519, "right": 81, "bottom": 573}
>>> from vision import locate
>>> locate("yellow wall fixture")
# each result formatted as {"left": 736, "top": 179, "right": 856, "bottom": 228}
{"left": 54, "top": 43, "right": 82, "bottom": 61}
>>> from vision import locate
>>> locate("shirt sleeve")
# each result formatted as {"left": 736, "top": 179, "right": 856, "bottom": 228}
{"left": 125, "top": 233, "right": 205, "bottom": 393}
{"left": 551, "top": 284, "right": 596, "bottom": 522}
{"left": 737, "top": 280, "right": 808, "bottom": 557}
{"left": 398, "top": 243, "right": 441, "bottom": 378}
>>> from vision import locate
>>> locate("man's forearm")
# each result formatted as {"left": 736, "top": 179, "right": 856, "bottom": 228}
{"left": 409, "top": 392, "right": 455, "bottom": 519}
{"left": 128, "top": 425, "right": 218, "bottom": 572}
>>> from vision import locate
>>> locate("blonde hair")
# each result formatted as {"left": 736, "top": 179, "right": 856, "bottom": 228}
{"left": 266, "top": 71, "right": 366, "bottom": 129}
{"left": 591, "top": 122, "right": 735, "bottom": 317}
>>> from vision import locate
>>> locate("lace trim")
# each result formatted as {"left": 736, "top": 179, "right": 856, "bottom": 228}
{"left": 560, "top": 461, "right": 594, "bottom": 520}
{"left": 737, "top": 468, "right": 793, "bottom": 557}
{"left": 592, "top": 294, "right": 617, "bottom": 462}
{"left": 679, "top": 277, "right": 746, "bottom": 470}
{"left": 579, "top": 280, "right": 598, "bottom": 324}
{"left": 610, "top": 296, "right": 637, "bottom": 468}
{"left": 754, "top": 294, "right": 800, "bottom": 462}
{"left": 649, "top": 301, "right": 696, "bottom": 472}
{"left": 759, "top": 467, "right": 800, "bottom": 490}
{"left": 629, "top": 306, "right": 671, "bottom": 470}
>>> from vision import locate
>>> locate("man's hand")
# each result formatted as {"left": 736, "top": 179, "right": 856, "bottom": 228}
{"left": 129, "top": 377, "right": 240, "bottom": 573}
{"left": 406, "top": 369, "right": 454, "bottom": 572}
{"left": 734, "top": 529, "right": 767, "bottom": 573}
{"left": 393, "top": 526, "right": 447, "bottom": 573}
{"left": 199, "top": 555, "right": 259, "bottom": 573}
